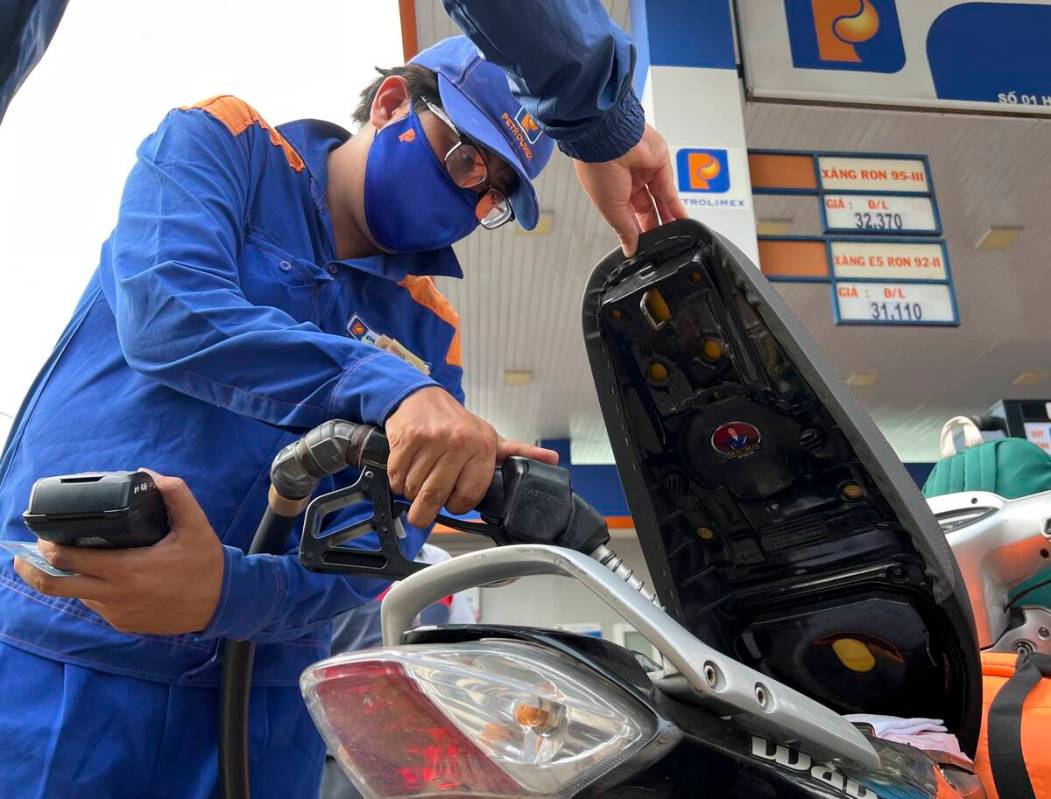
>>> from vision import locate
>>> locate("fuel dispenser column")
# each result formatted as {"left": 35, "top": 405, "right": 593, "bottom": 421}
{"left": 629, "top": 0, "right": 759, "bottom": 263}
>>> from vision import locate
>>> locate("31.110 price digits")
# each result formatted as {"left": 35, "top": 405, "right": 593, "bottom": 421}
{"left": 869, "top": 301, "right": 922, "bottom": 321}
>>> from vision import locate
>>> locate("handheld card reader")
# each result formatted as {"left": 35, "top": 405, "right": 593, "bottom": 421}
{"left": 23, "top": 471, "right": 169, "bottom": 548}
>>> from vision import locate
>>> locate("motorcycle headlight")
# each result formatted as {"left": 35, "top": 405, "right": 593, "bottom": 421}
{"left": 301, "top": 641, "right": 672, "bottom": 798}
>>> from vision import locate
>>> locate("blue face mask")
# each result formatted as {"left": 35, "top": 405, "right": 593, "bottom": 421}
{"left": 363, "top": 106, "right": 479, "bottom": 253}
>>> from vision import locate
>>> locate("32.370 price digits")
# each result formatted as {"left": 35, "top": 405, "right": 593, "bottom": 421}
{"left": 854, "top": 212, "right": 904, "bottom": 231}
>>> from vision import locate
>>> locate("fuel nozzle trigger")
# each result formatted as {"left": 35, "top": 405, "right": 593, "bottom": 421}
{"left": 298, "top": 449, "right": 610, "bottom": 578}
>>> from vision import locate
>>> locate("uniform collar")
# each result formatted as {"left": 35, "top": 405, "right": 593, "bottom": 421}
{"left": 278, "top": 118, "right": 464, "bottom": 281}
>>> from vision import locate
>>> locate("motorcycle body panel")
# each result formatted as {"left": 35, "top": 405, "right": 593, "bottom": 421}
{"left": 406, "top": 625, "right": 977, "bottom": 798}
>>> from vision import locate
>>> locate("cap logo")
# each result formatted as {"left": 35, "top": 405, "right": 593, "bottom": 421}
{"left": 399, "top": 129, "right": 417, "bottom": 143}
{"left": 514, "top": 108, "right": 543, "bottom": 145}
{"left": 500, "top": 112, "right": 534, "bottom": 161}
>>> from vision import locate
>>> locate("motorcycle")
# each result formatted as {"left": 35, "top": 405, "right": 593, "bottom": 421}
{"left": 228, "top": 219, "right": 990, "bottom": 798}
{"left": 929, "top": 487, "right": 1051, "bottom": 658}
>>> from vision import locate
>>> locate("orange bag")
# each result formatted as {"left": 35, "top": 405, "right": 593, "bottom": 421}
{"left": 976, "top": 651, "right": 1051, "bottom": 799}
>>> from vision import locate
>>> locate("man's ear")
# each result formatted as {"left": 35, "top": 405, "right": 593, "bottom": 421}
{"left": 370, "top": 75, "right": 412, "bottom": 130}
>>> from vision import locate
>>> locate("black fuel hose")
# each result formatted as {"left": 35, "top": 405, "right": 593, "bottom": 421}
{"left": 219, "top": 421, "right": 383, "bottom": 799}
{"left": 218, "top": 509, "right": 300, "bottom": 799}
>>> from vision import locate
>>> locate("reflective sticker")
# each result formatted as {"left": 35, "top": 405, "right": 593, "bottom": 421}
{"left": 711, "top": 421, "right": 762, "bottom": 458}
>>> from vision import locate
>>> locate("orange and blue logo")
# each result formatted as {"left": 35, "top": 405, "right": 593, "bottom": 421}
{"left": 514, "top": 108, "right": 543, "bottom": 145}
{"left": 347, "top": 314, "right": 376, "bottom": 343}
{"left": 786, "top": 0, "right": 905, "bottom": 73}
{"left": 676, "top": 148, "right": 730, "bottom": 193}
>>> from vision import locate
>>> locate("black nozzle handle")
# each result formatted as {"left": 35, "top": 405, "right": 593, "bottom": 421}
{"left": 270, "top": 421, "right": 389, "bottom": 501}
{"left": 274, "top": 424, "right": 610, "bottom": 554}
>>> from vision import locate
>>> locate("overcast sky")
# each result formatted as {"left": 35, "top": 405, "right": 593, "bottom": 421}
{"left": 0, "top": 1, "right": 404, "bottom": 443}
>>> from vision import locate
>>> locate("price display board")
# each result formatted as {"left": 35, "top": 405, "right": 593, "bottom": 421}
{"left": 833, "top": 282, "right": 957, "bottom": 326}
{"left": 752, "top": 149, "right": 956, "bottom": 327}
{"left": 823, "top": 194, "right": 939, "bottom": 235}
{"left": 817, "top": 156, "right": 930, "bottom": 194}
{"left": 830, "top": 240, "right": 948, "bottom": 282}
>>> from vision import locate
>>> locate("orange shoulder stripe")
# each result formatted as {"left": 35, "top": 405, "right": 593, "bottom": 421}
{"left": 397, "top": 276, "right": 462, "bottom": 368}
{"left": 181, "top": 95, "right": 305, "bottom": 173}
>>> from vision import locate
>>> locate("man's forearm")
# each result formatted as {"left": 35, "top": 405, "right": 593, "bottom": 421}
{"left": 441, "top": 0, "right": 644, "bottom": 162}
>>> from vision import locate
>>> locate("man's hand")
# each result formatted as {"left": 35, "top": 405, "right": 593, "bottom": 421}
{"left": 386, "top": 386, "right": 559, "bottom": 527}
{"left": 573, "top": 124, "right": 688, "bottom": 257}
{"left": 14, "top": 472, "right": 224, "bottom": 636}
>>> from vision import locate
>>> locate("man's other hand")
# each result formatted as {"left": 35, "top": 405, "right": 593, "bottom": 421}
{"left": 386, "top": 386, "right": 559, "bottom": 527}
{"left": 14, "top": 472, "right": 223, "bottom": 636}
{"left": 573, "top": 123, "right": 688, "bottom": 257}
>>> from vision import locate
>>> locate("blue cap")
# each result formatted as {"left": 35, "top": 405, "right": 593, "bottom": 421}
{"left": 411, "top": 36, "right": 554, "bottom": 230}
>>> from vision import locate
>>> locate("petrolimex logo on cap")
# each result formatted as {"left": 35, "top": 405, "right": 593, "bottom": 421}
{"left": 514, "top": 108, "right": 543, "bottom": 145}
{"left": 677, "top": 148, "right": 730, "bottom": 194}
{"left": 786, "top": 0, "right": 905, "bottom": 73}
{"left": 501, "top": 107, "right": 541, "bottom": 162}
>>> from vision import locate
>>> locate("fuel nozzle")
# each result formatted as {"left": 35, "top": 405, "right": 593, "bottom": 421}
{"left": 280, "top": 423, "right": 661, "bottom": 605}
{"left": 474, "top": 458, "right": 660, "bottom": 606}
{"left": 474, "top": 458, "right": 609, "bottom": 553}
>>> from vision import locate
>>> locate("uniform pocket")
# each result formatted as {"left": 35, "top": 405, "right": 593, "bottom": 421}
{"left": 240, "top": 229, "right": 330, "bottom": 322}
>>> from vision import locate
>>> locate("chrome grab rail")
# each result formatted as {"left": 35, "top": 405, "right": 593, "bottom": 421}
{"left": 381, "top": 543, "right": 880, "bottom": 770}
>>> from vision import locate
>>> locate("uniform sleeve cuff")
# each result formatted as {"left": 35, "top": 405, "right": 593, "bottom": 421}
{"left": 196, "top": 546, "right": 282, "bottom": 641}
{"left": 331, "top": 351, "right": 439, "bottom": 426}
{"left": 557, "top": 88, "right": 645, "bottom": 163}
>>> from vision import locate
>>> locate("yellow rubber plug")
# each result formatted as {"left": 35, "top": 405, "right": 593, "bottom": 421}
{"left": 703, "top": 339, "right": 724, "bottom": 361}
{"left": 697, "top": 527, "right": 715, "bottom": 541}
{"left": 644, "top": 289, "right": 672, "bottom": 323}
{"left": 841, "top": 483, "right": 864, "bottom": 501}
{"left": 832, "top": 638, "right": 877, "bottom": 673}
{"left": 648, "top": 362, "right": 669, "bottom": 383}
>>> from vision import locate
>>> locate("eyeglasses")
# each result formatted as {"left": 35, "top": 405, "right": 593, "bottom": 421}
{"left": 420, "top": 98, "right": 515, "bottom": 230}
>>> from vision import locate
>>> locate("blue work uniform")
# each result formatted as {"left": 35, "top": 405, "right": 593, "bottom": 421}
{"left": 0, "top": 1, "right": 642, "bottom": 796}
{"left": 0, "top": 0, "right": 69, "bottom": 125}
{"left": 0, "top": 96, "right": 463, "bottom": 797}
{"left": 442, "top": 0, "right": 643, "bottom": 162}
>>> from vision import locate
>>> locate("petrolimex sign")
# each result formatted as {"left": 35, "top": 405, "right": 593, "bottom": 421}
{"left": 783, "top": 0, "right": 905, "bottom": 73}
{"left": 674, "top": 146, "right": 751, "bottom": 210}
{"left": 738, "top": 0, "right": 1051, "bottom": 115}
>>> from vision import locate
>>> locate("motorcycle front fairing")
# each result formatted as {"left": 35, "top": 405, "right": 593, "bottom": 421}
{"left": 582, "top": 219, "right": 982, "bottom": 753}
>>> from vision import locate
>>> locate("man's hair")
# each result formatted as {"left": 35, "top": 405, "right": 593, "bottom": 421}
{"left": 352, "top": 65, "right": 441, "bottom": 127}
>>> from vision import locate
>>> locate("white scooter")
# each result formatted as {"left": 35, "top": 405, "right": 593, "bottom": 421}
{"left": 930, "top": 488, "right": 1051, "bottom": 656}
